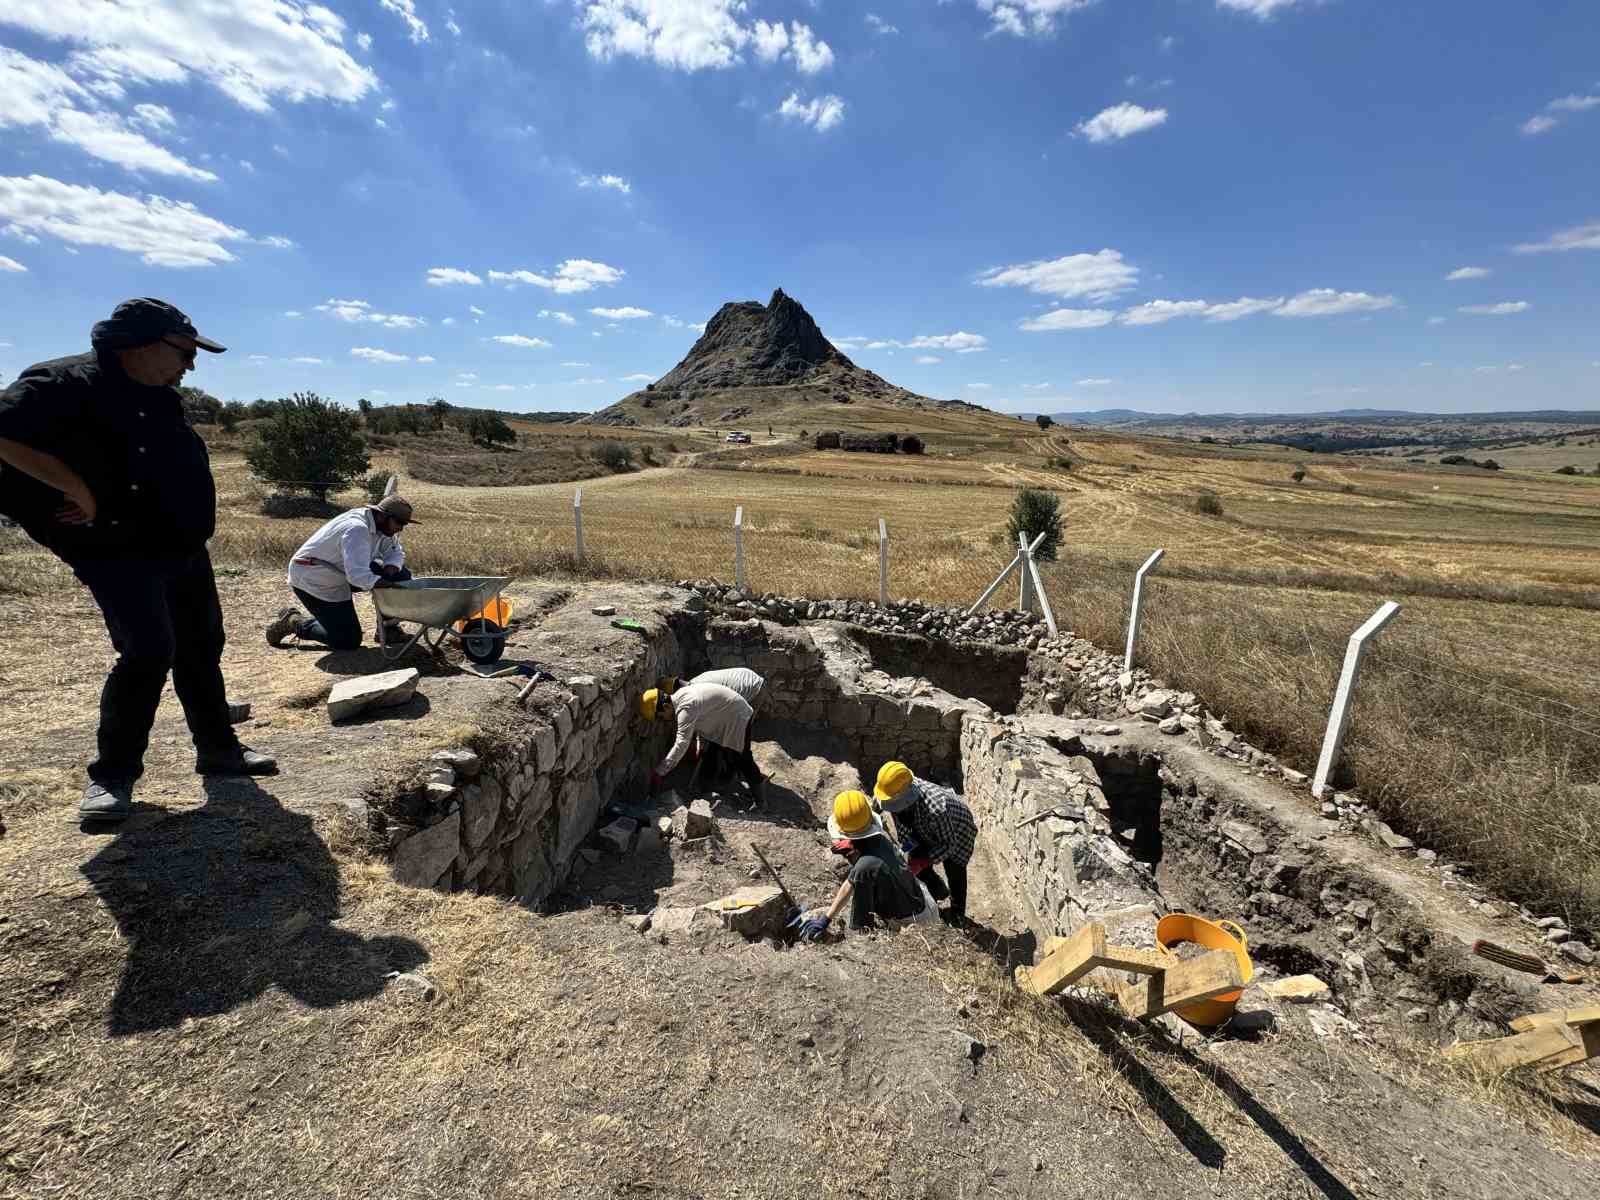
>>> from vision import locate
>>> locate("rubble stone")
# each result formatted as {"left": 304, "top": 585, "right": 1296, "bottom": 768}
{"left": 328, "top": 668, "right": 419, "bottom": 722}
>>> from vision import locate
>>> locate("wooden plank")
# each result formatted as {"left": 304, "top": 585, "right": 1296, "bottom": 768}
{"left": 1098, "top": 945, "right": 1178, "bottom": 976}
{"left": 1509, "top": 1006, "right": 1600, "bottom": 1033}
{"left": 1115, "top": 949, "right": 1243, "bottom": 1021}
{"left": 1017, "top": 923, "right": 1107, "bottom": 997}
{"left": 1444, "top": 1023, "right": 1586, "bottom": 1074}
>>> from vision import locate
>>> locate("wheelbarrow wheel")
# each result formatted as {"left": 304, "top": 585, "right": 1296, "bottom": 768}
{"left": 461, "top": 618, "right": 505, "bottom": 664}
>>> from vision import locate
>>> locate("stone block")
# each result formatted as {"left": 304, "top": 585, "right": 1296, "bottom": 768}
{"left": 432, "top": 748, "right": 482, "bottom": 780}
{"left": 702, "top": 885, "right": 789, "bottom": 937}
{"left": 650, "top": 905, "right": 714, "bottom": 941}
{"left": 393, "top": 810, "right": 460, "bottom": 889}
{"left": 532, "top": 724, "right": 557, "bottom": 773}
{"left": 328, "top": 668, "right": 419, "bottom": 722}
{"left": 567, "top": 674, "right": 600, "bottom": 705}
{"left": 597, "top": 817, "right": 639, "bottom": 854}
{"left": 672, "top": 799, "right": 715, "bottom": 840}
{"left": 521, "top": 776, "right": 553, "bottom": 826}
{"left": 1280, "top": 767, "right": 1308, "bottom": 786}
{"left": 1222, "top": 820, "right": 1270, "bottom": 856}
{"left": 460, "top": 783, "right": 499, "bottom": 852}
{"left": 1263, "top": 975, "right": 1331, "bottom": 1004}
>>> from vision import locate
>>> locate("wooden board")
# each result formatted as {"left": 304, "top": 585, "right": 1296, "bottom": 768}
{"left": 1017, "top": 923, "right": 1106, "bottom": 996}
{"left": 1115, "top": 950, "right": 1244, "bottom": 1021}
{"left": 1508, "top": 1006, "right": 1600, "bottom": 1033}
{"left": 1445, "top": 1023, "right": 1589, "bottom": 1074}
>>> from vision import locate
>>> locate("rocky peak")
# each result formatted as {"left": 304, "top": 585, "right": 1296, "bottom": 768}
{"left": 651, "top": 288, "right": 854, "bottom": 393}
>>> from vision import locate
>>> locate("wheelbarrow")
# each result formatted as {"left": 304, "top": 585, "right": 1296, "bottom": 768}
{"left": 371, "top": 576, "right": 513, "bottom": 664}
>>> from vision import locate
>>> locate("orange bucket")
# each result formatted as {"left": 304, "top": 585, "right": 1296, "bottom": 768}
{"left": 1155, "top": 913, "right": 1252, "bottom": 1027}
{"left": 455, "top": 595, "right": 512, "bottom": 632}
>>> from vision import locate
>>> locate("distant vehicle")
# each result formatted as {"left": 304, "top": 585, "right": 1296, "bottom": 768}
{"left": 725, "top": 431, "right": 752, "bottom": 444}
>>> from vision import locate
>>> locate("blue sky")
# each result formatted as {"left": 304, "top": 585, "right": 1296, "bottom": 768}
{"left": 1, "top": 0, "right": 1596, "bottom": 415}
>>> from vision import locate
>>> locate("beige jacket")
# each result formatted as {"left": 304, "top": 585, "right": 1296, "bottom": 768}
{"left": 658, "top": 681, "right": 752, "bottom": 774}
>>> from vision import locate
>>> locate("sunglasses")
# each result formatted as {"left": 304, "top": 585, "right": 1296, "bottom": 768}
{"left": 162, "top": 336, "right": 198, "bottom": 363}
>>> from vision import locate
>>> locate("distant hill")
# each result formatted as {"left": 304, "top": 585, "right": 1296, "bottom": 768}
{"left": 1042, "top": 407, "right": 1600, "bottom": 428}
{"left": 584, "top": 289, "right": 983, "bottom": 429}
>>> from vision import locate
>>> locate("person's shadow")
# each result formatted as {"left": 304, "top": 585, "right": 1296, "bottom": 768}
{"left": 81, "top": 778, "right": 428, "bottom": 1035}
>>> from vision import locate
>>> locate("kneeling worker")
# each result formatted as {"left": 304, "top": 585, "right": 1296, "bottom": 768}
{"left": 796, "top": 790, "right": 934, "bottom": 941}
{"left": 266, "top": 495, "right": 418, "bottom": 650}
{"left": 873, "top": 761, "right": 978, "bottom": 925}
{"left": 651, "top": 667, "right": 765, "bottom": 783}
{"left": 640, "top": 678, "right": 764, "bottom": 802}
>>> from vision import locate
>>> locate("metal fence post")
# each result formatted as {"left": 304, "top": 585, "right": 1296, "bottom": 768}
{"left": 574, "top": 487, "right": 585, "bottom": 563}
{"left": 1017, "top": 532, "right": 1033, "bottom": 613}
{"left": 1312, "top": 601, "right": 1402, "bottom": 798}
{"left": 734, "top": 505, "right": 746, "bottom": 592}
{"left": 878, "top": 519, "right": 889, "bottom": 608}
{"left": 383, "top": 473, "right": 400, "bottom": 498}
{"left": 1124, "top": 549, "right": 1166, "bottom": 670}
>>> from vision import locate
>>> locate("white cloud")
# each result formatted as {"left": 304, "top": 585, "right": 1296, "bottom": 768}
{"left": 1274, "top": 289, "right": 1399, "bottom": 318}
{"left": 581, "top": 1, "right": 827, "bottom": 74}
{"left": 0, "top": 174, "right": 248, "bottom": 266}
{"left": 380, "top": 0, "right": 430, "bottom": 43}
{"left": 966, "top": 382, "right": 991, "bottom": 390}
{"left": 492, "top": 383, "right": 517, "bottom": 391}
{"left": 561, "top": 361, "right": 593, "bottom": 367}
{"left": 1076, "top": 377, "right": 1112, "bottom": 386}
{"left": 1202, "top": 296, "right": 1284, "bottom": 321}
{"left": 456, "top": 372, "right": 478, "bottom": 383}
{"left": 572, "top": 377, "right": 607, "bottom": 385}
{"left": 442, "top": 316, "right": 456, "bottom": 325}
{"left": 290, "top": 355, "right": 324, "bottom": 364}
{"left": 0, "top": 254, "right": 26, "bottom": 272}
{"left": 579, "top": 173, "right": 633, "bottom": 193}
{"left": 1458, "top": 301, "right": 1529, "bottom": 315}
{"left": 351, "top": 347, "right": 409, "bottom": 363}
{"left": 1445, "top": 266, "right": 1490, "bottom": 281}
{"left": 1506, "top": 363, "right": 1524, "bottom": 371}
{"left": 1020, "top": 308, "right": 1117, "bottom": 331}
{"left": 908, "top": 331, "right": 987, "bottom": 353}
{"left": 977, "top": 1, "right": 1095, "bottom": 38}
{"left": 590, "top": 305, "right": 653, "bottom": 319}
{"left": 357, "top": 32, "right": 373, "bottom": 51}
{"left": 1513, "top": 221, "right": 1600, "bottom": 254}
{"left": 1520, "top": 115, "right": 1558, "bottom": 137}
{"left": 5, "top": 1, "right": 378, "bottom": 114}
{"left": 1120, "top": 299, "right": 1209, "bottom": 326}
{"left": 315, "top": 299, "right": 425, "bottom": 328}
{"left": 417, "top": 355, "right": 437, "bottom": 363}
{"left": 866, "top": 13, "right": 899, "bottom": 35}
{"left": 1426, "top": 316, "right": 1446, "bottom": 325}
{"left": 1022, "top": 382, "right": 1053, "bottom": 390}
{"left": 259, "top": 234, "right": 294, "bottom": 249}
{"left": 621, "top": 372, "right": 654, "bottom": 382}
{"left": 540, "top": 309, "right": 578, "bottom": 325}
{"left": 470, "top": 304, "right": 486, "bottom": 316}
{"left": 247, "top": 353, "right": 268, "bottom": 362}
{"left": 284, "top": 309, "right": 302, "bottom": 317}
{"left": 777, "top": 92, "right": 846, "bottom": 132}
{"left": 488, "top": 259, "right": 625, "bottom": 293}
{"left": 1418, "top": 361, "right": 1434, "bottom": 367}
{"left": 914, "top": 355, "right": 941, "bottom": 364}
{"left": 1550, "top": 94, "right": 1600, "bottom": 114}
{"left": 1519, "top": 94, "right": 1600, "bottom": 137}
{"left": 1215, "top": 0, "right": 1308, "bottom": 17}
{"left": 1076, "top": 102, "right": 1168, "bottom": 143}
{"left": 976, "top": 250, "right": 1138, "bottom": 301}
{"left": 427, "top": 266, "right": 483, "bottom": 286}
{"left": 0, "top": 49, "right": 217, "bottom": 181}
{"left": 492, "top": 334, "right": 552, "bottom": 347}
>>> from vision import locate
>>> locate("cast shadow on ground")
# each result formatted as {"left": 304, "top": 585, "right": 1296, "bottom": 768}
{"left": 81, "top": 777, "right": 428, "bottom": 1036}
{"left": 964, "top": 918, "right": 1037, "bottom": 975}
{"left": 1073, "top": 1003, "right": 1358, "bottom": 1199}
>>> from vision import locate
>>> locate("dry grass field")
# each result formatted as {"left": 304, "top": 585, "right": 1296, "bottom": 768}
{"left": 4, "top": 410, "right": 1598, "bottom": 927}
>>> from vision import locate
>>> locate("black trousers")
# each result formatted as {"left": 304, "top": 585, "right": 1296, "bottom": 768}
{"left": 292, "top": 587, "right": 364, "bottom": 651}
{"left": 691, "top": 719, "right": 763, "bottom": 793}
{"left": 71, "top": 549, "right": 238, "bottom": 784}
{"left": 849, "top": 856, "right": 925, "bottom": 928}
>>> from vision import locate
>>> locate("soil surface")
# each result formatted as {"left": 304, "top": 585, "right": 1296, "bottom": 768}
{"left": 2, "top": 568, "right": 1598, "bottom": 1198}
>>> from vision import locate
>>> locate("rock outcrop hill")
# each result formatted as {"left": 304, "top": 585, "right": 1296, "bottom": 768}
{"left": 585, "top": 288, "right": 979, "bottom": 428}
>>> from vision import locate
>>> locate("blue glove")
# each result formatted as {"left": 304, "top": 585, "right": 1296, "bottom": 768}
{"left": 799, "top": 914, "right": 831, "bottom": 942}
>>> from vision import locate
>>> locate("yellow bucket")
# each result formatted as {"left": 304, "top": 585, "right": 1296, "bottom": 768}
{"left": 1155, "top": 913, "right": 1253, "bottom": 1027}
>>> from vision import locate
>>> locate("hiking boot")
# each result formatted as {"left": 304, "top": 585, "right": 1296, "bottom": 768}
{"left": 195, "top": 745, "right": 278, "bottom": 776}
{"left": 80, "top": 779, "right": 134, "bottom": 822}
{"left": 266, "top": 607, "right": 301, "bottom": 647}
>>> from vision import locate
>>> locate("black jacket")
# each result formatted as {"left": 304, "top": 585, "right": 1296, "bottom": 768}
{"left": 0, "top": 351, "right": 216, "bottom": 562}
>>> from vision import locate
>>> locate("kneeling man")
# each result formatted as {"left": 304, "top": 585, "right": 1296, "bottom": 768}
{"left": 267, "top": 495, "right": 418, "bottom": 650}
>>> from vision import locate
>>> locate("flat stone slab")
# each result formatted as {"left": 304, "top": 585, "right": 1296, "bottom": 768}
{"left": 1263, "top": 975, "right": 1332, "bottom": 1004}
{"left": 702, "top": 885, "right": 789, "bottom": 937}
{"left": 597, "top": 816, "right": 639, "bottom": 855}
{"left": 328, "top": 668, "right": 420, "bottom": 723}
{"left": 393, "top": 810, "right": 460, "bottom": 889}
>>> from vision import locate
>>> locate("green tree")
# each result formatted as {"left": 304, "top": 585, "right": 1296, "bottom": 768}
{"left": 1006, "top": 487, "right": 1063, "bottom": 562}
{"left": 466, "top": 412, "right": 516, "bottom": 448}
{"left": 245, "top": 392, "right": 370, "bottom": 500}
{"left": 1035, "top": 414, "right": 1054, "bottom": 430}
{"left": 178, "top": 386, "right": 223, "bottom": 426}
{"left": 357, "top": 397, "right": 374, "bottom": 426}
{"left": 429, "top": 397, "right": 449, "bottom": 431}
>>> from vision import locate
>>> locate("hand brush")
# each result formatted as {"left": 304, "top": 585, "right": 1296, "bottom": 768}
{"left": 1472, "top": 939, "right": 1584, "bottom": 984}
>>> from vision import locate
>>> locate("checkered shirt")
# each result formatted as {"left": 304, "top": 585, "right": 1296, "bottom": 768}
{"left": 900, "top": 777, "right": 977, "bottom": 866}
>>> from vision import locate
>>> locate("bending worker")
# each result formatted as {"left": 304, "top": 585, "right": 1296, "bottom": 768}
{"left": 795, "top": 791, "right": 935, "bottom": 941}
{"left": 873, "top": 761, "right": 978, "bottom": 925}
{"left": 651, "top": 667, "right": 764, "bottom": 783}
{"left": 640, "top": 677, "right": 764, "bottom": 803}
{"left": 0, "top": 298, "right": 276, "bottom": 823}
{"left": 266, "top": 495, "right": 419, "bottom": 651}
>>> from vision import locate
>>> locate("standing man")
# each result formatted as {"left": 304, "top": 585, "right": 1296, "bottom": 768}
{"left": 0, "top": 298, "right": 276, "bottom": 823}
{"left": 872, "top": 761, "right": 978, "bottom": 925}
{"left": 266, "top": 495, "right": 418, "bottom": 651}
{"left": 638, "top": 678, "right": 764, "bottom": 804}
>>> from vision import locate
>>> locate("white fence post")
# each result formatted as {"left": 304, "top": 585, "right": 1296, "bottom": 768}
{"left": 878, "top": 518, "right": 889, "bottom": 608}
{"left": 573, "top": 487, "right": 585, "bottom": 563}
{"left": 1024, "top": 547, "right": 1058, "bottom": 638}
{"left": 1312, "top": 601, "right": 1402, "bottom": 799}
{"left": 383, "top": 473, "right": 400, "bottom": 498}
{"left": 1124, "top": 549, "right": 1166, "bottom": 670}
{"left": 734, "top": 505, "right": 746, "bottom": 592}
{"left": 967, "top": 549, "right": 1023, "bottom": 616}
{"left": 1017, "top": 532, "right": 1033, "bottom": 613}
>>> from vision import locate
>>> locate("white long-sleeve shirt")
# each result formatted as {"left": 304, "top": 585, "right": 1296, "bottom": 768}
{"left": 689, "top": 667, "right": 764, "bottom": 705}
{"left": 658, "top": 682, "right": 752, "bottom": 774}
{"left": 287, "top": 507, "right": 405, "bottom": 603}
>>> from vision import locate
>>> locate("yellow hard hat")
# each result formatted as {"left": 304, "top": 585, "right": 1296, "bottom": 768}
{"left": 873, "top": 761, "right": 914, "bottom": 806}
{"left": 828, "top": 789, "right": 882, "bottom": 841}
{"left": 639, "top": 689, "right": 660, "bottom": 721}
{"left": 658, "top": 675, "right": 680, "bottom": 696}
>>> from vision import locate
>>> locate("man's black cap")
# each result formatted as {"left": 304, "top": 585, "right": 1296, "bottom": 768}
{"left": 91, "top": 298, "right": 227, "bottom": 354}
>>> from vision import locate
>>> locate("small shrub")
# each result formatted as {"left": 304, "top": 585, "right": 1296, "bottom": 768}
{"left": 1555, "top": 465, "right": 1580, "bottom": 476}
{"left": 592, "top": 441, "right": 633, "bottom": 472}
{"left": 815, "top": 430, "right": 842, "bottom": 450}
{"left": 1035, "top": 414, "right": 1054, "bottom": 430}
{"left": 639, "top": 445, "right": 657, "bottom": 466}
{"left": 245, "top": 392, "right": 370, "bottom": 500}
{"left": 260, "top": 492, "right": 343, "bottom": 519}
{"left": 1195, "top": 492, "right": 1224, "bottom": 516}
{"left": 1341, "top": 483, "right": 1357, "bottom": 493}
{"left": 901, "top": 434, "right": 925, "bottom": 455}
{"left": 1291, "top": 467, "right": 1307, "bottom": 483}
{"left": 1048, "top": 456, "right": 1072, "bottom": 470}
{"left": 1006, "top": 487, "right": 1063, "bottom": 562}
{"left": 363, "top": 471, "right": 395, "bottom": 503}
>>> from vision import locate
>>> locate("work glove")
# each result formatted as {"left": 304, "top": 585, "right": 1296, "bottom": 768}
{"left": 797, "top": 914, "right": 831, "bottom": 943}
{"left": 907, "top": 857, "right": 931, "bottom": 877}
{"left": 372, "top": 577, "right": 396, "bottom": 589}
